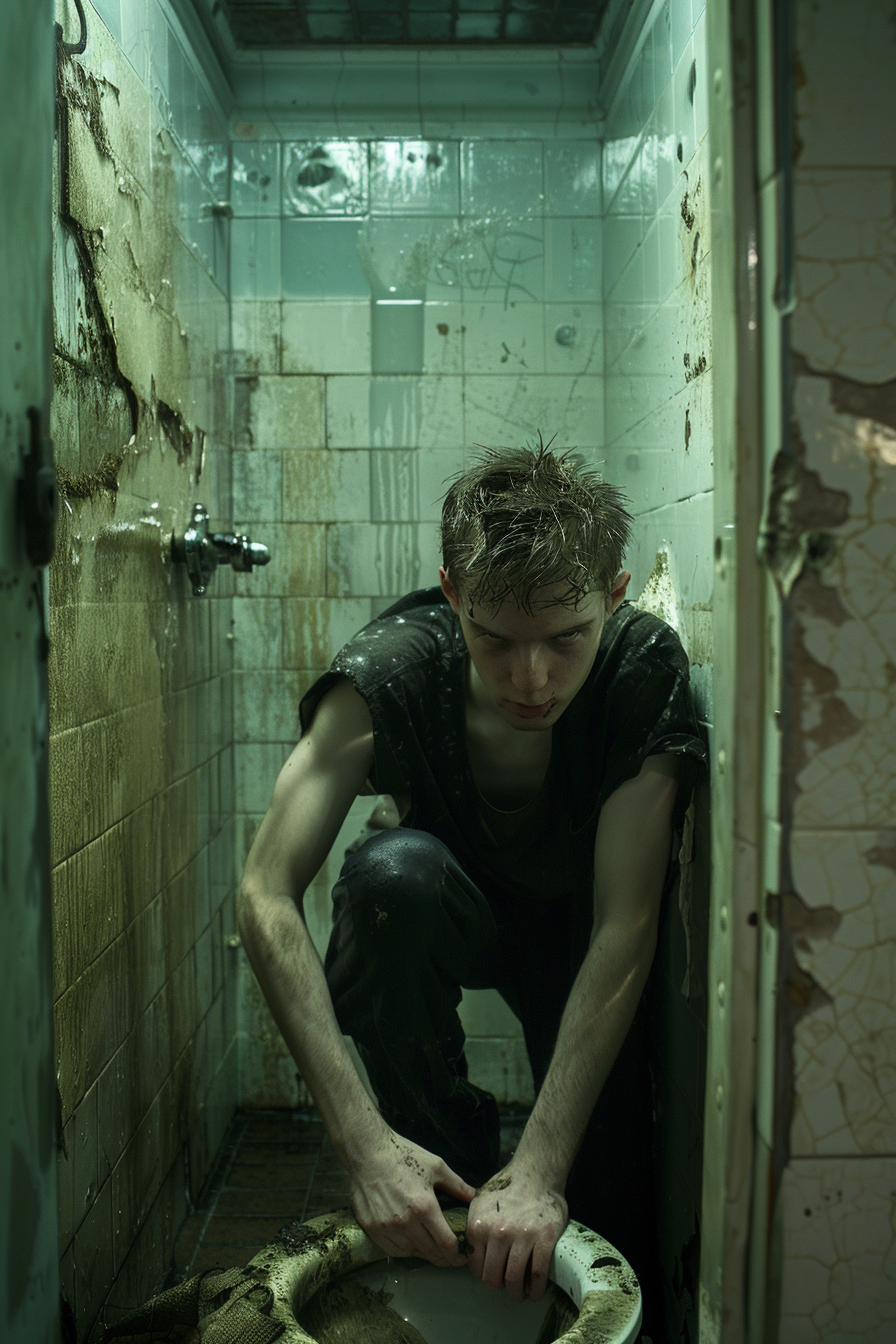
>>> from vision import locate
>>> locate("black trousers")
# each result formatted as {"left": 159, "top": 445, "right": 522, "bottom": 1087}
{"left": 324, "top": 828, "right": 662, "bottom": 1328}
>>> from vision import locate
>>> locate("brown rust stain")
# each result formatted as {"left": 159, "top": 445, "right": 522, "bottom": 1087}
{"left": 784, "top": 626, "right": 863, "bottom": 785}
{"left": 760, "top": 424, "right": 851, "bottom": 597}
{"left": 766, "top": 891, "right": 836, "bottom": 1021}
{"left": 789, "top": 569, "right": 851, "bottom": 627}
{"left": 794, "top": 352, "right": 896, "bottom": 437}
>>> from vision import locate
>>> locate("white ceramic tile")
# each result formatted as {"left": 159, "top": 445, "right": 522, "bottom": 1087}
{"left": 543, "top": 139, "right": 601, "bottom": 217}
{"left": 231, "top": 140, "right": 282, "bottom": 218}
{"left": 239, "top": 374, "right": 325, "bottom": 450}
{"left": 230, "top": 218, "right": 281, "bottom": 301}
{"left": 603, "top": 214, "right": 644, "bottom": 299}
{"left": 462, "top": 302, "right": 546, "bottom": 375}
{"left": 461, "top": 139, "right": 545, "bottom": 219}
{"left": 603, "top": 134, "right": 641, "bottom": 213}
{"left": 230, "top": 300, "right": 282, "bottom": 375}
{"left": 232, "top": 598, "right": 283, "bottom": 671}
{"left": 458, "top": 989, "right": 524, "bottom": 1039}
{"left": 281, "top": 219, "right": 369, "bottom": 299}
{"left": 119, "top": 0, "right": 149, "bottom": 85}
{"left": 464, "top": 1038, "right": 534, "bottom": 1105}
{"left": 624, "top": 491, "right": 714, "bottom": 609}
{"left": 369, "top": 451, "right": 418, "bottom": 524}
{"left": 326, "top": 522, "right": 442, "bottom": 598}
{"left": 672, "top": 38, "right": 698, "bottom": 175}
{"left": 417, "top": 447, "right": 466, "bottom": 522}
{"left": 370, "top": 140, "right": 460, "bottom": 216}
{"left": 146, "top": 0, "right": 168, "bottom": 106}
{"left": 692, "top": 8, "right": 710, "bottom": 146}
{"left": 463, "top": 374, "right": 603, "bottom": 452}
{"left": 91, "top": 0, "right": 122, "bottom": 43}
{"left": 422, "top": 302, "right": 464, "bottom": 374}
{"left": 670, "top": 0, "right": 694, "bottom": 67}
{"left": 779, "top": 1157, "right": 896, "bottom": 1342}
{"left": 544, "top": 304, "right": 603, "bottom": 376}
{"left": 544, "top": 217, "right": 600, "bottom": 302}
{"left": 326, "top": 375, "right": 464, "bottom": 449}
{"left": 359, "top": 217, "right": 444, "bottom": 298}
{"left": 282, "top": 140, "right": 368, "bottom": 217}
{"left": 427, "top": 217, "right": 545, "bottom": 305}
{"left": 234, "top": 742, "right": 293, "bottom": 814}
{"left": 232, "top": 448, "right": 283, "bottom": 523}
{"left": 281, "top": 300, "right": 370, "bottom": 375}
{"left": 282, "top": 449, "right": 371, "bottom": 523}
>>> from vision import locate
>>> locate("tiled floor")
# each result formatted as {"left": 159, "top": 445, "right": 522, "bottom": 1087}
{"left": 174, "top": 1106, "right": 529, "bottom": 1281}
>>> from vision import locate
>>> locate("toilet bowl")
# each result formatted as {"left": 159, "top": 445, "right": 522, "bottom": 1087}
{"left": 243, "top": 1206, "right": 642, "bottom": 1343}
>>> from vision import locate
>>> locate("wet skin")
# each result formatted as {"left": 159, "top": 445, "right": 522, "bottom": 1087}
{"left": 438, "top": 567, "right": 632, "bottom": 736}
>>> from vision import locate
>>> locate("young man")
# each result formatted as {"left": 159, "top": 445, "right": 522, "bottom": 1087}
{"left": 238, "top": 444, "right": 706, "bottom": 1327}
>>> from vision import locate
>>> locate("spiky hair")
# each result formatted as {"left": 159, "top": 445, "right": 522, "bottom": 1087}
{"left": 441, "top": 435, "right": 632, "bottom": 612}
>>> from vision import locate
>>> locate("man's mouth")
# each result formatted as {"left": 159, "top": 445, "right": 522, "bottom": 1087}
{"left": 509, "top": 700, "right": 554, "bottom": 719}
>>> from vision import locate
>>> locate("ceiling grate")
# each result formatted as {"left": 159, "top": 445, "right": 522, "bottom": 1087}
{"left": 217, "top": 1, "right": 605, "bottom": 48}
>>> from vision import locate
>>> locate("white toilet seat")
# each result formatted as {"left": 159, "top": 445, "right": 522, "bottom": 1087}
{"left": 244, "top": 1207, "right": 642, "bottom": 1343}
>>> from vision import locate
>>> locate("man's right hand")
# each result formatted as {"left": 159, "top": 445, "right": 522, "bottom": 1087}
{"left": 348, "top": 1128, "right": 476, "bottom": 1268}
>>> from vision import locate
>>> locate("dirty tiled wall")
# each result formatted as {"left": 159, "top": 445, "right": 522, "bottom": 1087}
{"left": 229, "top": 124, "right": 603, "bottom": 1107}
{"left": 50, "top": 2, "right": 238, "bottom": 1337}
{"left": 600, "top": 2, "right": 712, "bottom": 1338}
{"left": 770, "top": 1, "right": 896, "bottom": 1338}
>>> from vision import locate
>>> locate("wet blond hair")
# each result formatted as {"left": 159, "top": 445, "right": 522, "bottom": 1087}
{"left": 441, "top": 436, "right": 632, "bottom": 613}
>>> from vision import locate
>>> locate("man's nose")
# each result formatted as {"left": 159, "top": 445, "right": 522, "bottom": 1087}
{"left": 510, "top": 648, "right": 549, "bottom": 694}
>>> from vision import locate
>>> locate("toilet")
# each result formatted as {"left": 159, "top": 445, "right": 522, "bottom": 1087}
{"left": 243, "top": 1206, "right": 642, "bottom": 1343}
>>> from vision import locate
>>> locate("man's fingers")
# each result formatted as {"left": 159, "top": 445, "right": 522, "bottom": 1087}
{"left": 479, "top": 1234, "right": 511, "bottom": 1292}
{"left": 527, "top": 1238, "right": 554, "bottom": 1302}
{"left": 434, "top": 1162, "right": 477, "bottom": 1205}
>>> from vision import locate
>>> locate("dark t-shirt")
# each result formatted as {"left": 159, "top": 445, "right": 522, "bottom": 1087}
{"left": 299, "top": 588, "right": 707, "bottom": 917}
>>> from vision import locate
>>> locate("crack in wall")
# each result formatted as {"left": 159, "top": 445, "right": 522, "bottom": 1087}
{"left": 55, "top": 40, "right": 139, "bottom": 496}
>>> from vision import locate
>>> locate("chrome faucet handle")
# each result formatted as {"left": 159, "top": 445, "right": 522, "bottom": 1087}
{"left": 172, "top": 503, "right": 271, "bottom": 595}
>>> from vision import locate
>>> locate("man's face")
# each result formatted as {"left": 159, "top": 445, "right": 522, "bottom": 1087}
{"left": 439, "top": 568, "right": 630, "bottom": 732}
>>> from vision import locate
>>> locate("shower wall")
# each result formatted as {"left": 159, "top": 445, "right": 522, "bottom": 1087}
{"left": 229, "top": 120, "right": 603, "bottom": 1107}
{"left": 600, "top": 1, "right": 712, "bottom": 1337}
{"left": 50, "top": 1, "right": 238, "bottom": 1336}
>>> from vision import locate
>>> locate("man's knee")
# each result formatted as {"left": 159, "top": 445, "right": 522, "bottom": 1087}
{"left": 337, "top": 827, "right": 454, "bottom": 924}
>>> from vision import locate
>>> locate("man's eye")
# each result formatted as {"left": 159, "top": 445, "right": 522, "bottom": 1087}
{"left": 554, "top": 630, "right": 581, "bottom": 642}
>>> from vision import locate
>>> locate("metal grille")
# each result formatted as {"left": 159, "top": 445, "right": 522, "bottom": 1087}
{"left": 219, "top": 1, "right": 605, "bottom": 48}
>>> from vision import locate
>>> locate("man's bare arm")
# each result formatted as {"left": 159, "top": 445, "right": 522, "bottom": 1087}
{"left": 465, "top": 752, "right": 680, "bottom": 1301}
{"left": 237, "top": 678, "right": 475, "bottom": 1266}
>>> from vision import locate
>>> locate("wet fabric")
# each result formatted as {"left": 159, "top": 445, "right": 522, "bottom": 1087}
{"left": 299, "top": 587, "right": 708, "bottom": 918}
{"left": 323, "top": 826, "right": 664, "bottom": 1331}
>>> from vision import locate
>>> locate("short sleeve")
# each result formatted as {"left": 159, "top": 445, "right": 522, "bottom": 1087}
{"left": 597, "top": 616, "right": 707, "bottom": 830}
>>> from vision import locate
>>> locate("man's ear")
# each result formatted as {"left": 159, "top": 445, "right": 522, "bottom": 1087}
{"left": 609, "top": 570, "right": 632, "bottom": 614}
{"left": 439, "top": 566, "right": 461, "bottom": 614}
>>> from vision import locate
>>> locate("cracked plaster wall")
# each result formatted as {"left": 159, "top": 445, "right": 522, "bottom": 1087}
{"left": 771, "top": 1, "right": 896, "bottom": 1339}
{"left": 50, "top": 2, "right": 238, "bottom": 1337}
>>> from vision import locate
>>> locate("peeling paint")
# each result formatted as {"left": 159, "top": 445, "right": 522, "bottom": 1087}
{"left": 864, "top": 832, "right": 896, "bottom": 872}
{"left": 767, "top": 891, "right": 836, "bottom": 1050}
{"left": 759, "top": 438, "right": 851, "bottom": 596}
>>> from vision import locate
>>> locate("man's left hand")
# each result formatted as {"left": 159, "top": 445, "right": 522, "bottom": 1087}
{"left": 464, "top": 1162, "right": 568, "bottom": 1303}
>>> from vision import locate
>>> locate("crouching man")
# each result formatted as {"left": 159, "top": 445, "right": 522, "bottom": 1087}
{"left": 237, "top": 442, "right": 707, "bottom": 1335}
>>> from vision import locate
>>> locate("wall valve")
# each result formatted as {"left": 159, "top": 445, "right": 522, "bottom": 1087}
{"left": 172, "top": 503, "right": 271, "bottom": 595}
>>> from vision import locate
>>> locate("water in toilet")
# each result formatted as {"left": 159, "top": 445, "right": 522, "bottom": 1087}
{"left": 298, "top": 1259, "right": 578, "bottom": 1344}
